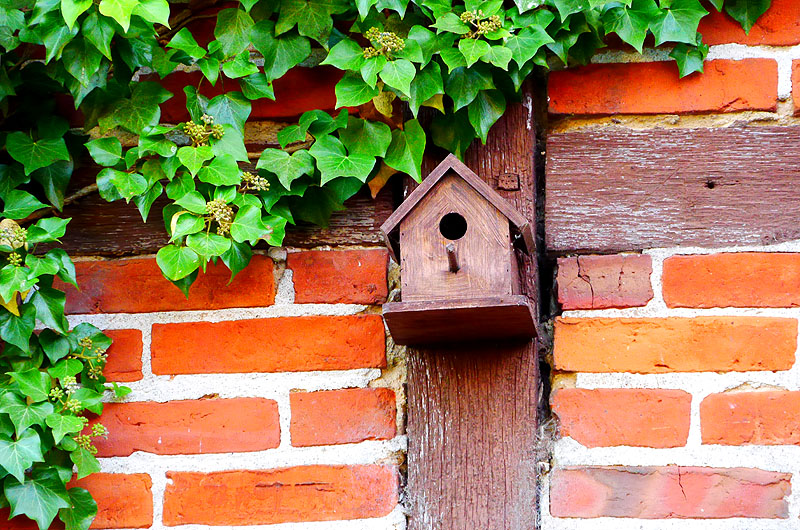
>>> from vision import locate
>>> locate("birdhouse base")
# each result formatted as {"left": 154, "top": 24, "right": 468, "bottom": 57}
{"left": 383, "top": 295, "right": 537, "bottom": 346}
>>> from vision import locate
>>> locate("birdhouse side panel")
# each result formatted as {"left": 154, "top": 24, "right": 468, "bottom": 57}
{"left": 398, "top": 174, "right": 514, "bottom": 302}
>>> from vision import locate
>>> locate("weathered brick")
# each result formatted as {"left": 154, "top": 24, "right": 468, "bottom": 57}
{"left": 93, "top": 398, "right": 279, "bottom": 456}
{"left": 701, "top": 391, "right": 800, "bottom": 446}
{"left": 151, "top": 315, "right": 386, "bottom": 374}
{"left": 548, "top": 60, "right": 777, "bottom": 115}
{"left": 162, "top": 466, "right": 398, "bottom": 525}
{"left": 103, "top": 329, "right": 143, "bottom": 382}
{"left": 73, "top": 474, "right": 153, "bottom": 529}
{"left": 290, "top": 388, "right": 396, "bottom": 447}
{"left": 699, "top": 0, "right": 800, "bottom": 46}
{"left": 664, "top": 253, "right": 800, "bottom": 308}
{"left": 550, "top": 466, "right": 791, "bottom": 518}
{"left": 59, "top": 256, "right": 274, "bottom": 314}
{"left": 554, "top": 317, "right": 796, "bottom": 373}
{"left": 557, "top": 254, "right": 652, "bottom": 310}
{"left": 551, "top": 388, "right": 690, "bottom": 448}
{"left": 792, "top": 61, "right": 800, "bottom": 115}
{"left": 288, "top": 249, "right": 389, "bottom": 304}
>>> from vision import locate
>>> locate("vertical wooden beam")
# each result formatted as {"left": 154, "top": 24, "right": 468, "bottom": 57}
{"left": 406, "top": 82, "right": 541, "bottom": 529}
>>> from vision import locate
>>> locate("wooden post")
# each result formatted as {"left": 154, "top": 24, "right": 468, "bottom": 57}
{"left": 406, "top": 82, "right": 541, "bottom": 529}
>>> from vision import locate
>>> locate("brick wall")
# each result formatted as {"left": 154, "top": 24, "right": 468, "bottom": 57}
{"left": 546, "top": 3, "right": 800, "bottom": 527}
{"left": 12, "top": 248, "right": 405, "bottom": 529}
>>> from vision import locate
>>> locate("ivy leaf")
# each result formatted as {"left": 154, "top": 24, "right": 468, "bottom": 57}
{"left": 198, "top": 154, "right": 241, "bottom": 186}
{"left": 59, "top": 487, "right": 97, "bottom": 530}
{"left": 432, "top": 12, "right": 470, "bottom": 34}
{"left": 85, "top": 137, "right": 122, "bottom": 166}
{"left": 61, "top": 37, "right": 102, "bottom": 87}
{"left": 550, "top": 0, "right": 589, "bottom": 19}
{"left": 263, "top": 214, "right": 288, "bottom": 246}
{"left": 133, "top": 0, "right": 171, "bottom": 27}
{"left": 239, "top": 72, "right": 275, "bottom": 100}
{"left": 167, "top": 27, "right": 206, "bottom": 59}
{"left": 440, "top": 47, "right": 467, "bottom": 72}
{"left": 82, "top": 12, "right": 114, "bottom": 59}
{"left": 257, "top": 149, "right": 314, "bottom": 189}
{"left": 25, "top": 254, "right": 60, "bottom": 278}
{"left": 0, "top": 430, "right": 44, "bottom": 482}
{"left": 0, "top": 305, "right": 35, "bottom": 352}
{"left": 309, "top": 135, "right": 376, "bottom": 185}
{"left": 445, "top": 65, "right": 494, "bottom": 111}
{"left": 156, "top": 244, "right": 201, "bottom": 281}
{"left": 39, "top": 329, "right": 71, "bottom": 363}
{"left": 0, "top": 266, "right": 32, "bottom": 306}
{"left": 379, "top": 59, "right": 415, "bottom": 96}
{"left": 47, "top": 359, "right": 83, "bottom": 380}
{"left": 214, "top": 8, "right": 254, "bottom": 57}
{"left": 169, "top": 212, "right": 205, "bottom": 242}
{"left": 31, "top": 286, "right": 68, "bottom": 335}
{"left": 651, "top": 0, "right": 708, "bottom": 45}
{"left": 230, "top": 205, "right": 269, "bottom": 244}
{"left": 6, "top": 132, "right": 70, "bottom": 176}
{"left": 409, "top": 62, "right": 444, "bottom": 117}
{"left": 97, "top": 168, "right": 148, "bottom": 202}
{"left": 26, "top": 217, "right": 71, "bottom": 244}
{"left": 0, "top": 392, "right": 53, "bottom": 435}
{"left": 101, "top": 82, "right": 173, "bottom": 134}
{"left": 252, "top": 21, "right": 312, "bottom": 80}
{"left": 39, "top": 14, "right": 80, "bottom": 63}
{"left": 468, "top": 89, "right": 506, "bottom": 144}
{"left": 725, "top": 0, "right": 770, "bottom": 33}
{"left": 384, "top": 119, "right": 425, "bottom": 182}
{"left": 1, "top": 190, "right": 48, "bottom": 219}
{"left": 70, "top": 448, "right": 100, "bottom": 480}
{"left": 506, "top": 26, "right": 554, "bottom": 67}
{"left": 335, "top": 72, "right": 380, "bottom": 107}
{"left": 9, "top": 369, "right": 52, "bottom": 403}
{"left": 458, "top": 38, "right": 491, "bottom": 68}
{"left": 360, "top": 55, "right": 387, "bottom": 86}
{"left": 222, "top": 50, "right": 259, "bottom": 78}
{"left": 339, "top": 117, "right": 392, "bottom": 157}
{"left": 97, "top": 0, "right": 138, "bottom": 31}
{"left": 177, "top": 146, "right": 214, "bottom": 177}
{"left": 482, "top": 45, "right": 512, "bottom": 69}
{"left": 33, "top": 160, "right": 72, "bottom": 210}
{"left": 174, "top": 191, "right": 208, "bottom": 214}
{"left": 206, "top": 93, "right": 251, "bottom": 135}
{"left": 276, "top": 0, "right": 346, "bottom": 44}
{"left": 186, "top": 232, "right": 232, "bottom": 259}
{"left": 603, "top": 0, "right": 660, "bottom": 53}
{"left": 221, "top": 240, "right": 252, "bottom": 281}
{"left": 321, "top": 38, "right": 365, "bottom": 70}
{"left": 45, "top": 413, "right": 85, "bottom": 445}
{"left": 61, "top": 0, "right": 92, "bottom": 29}
{"left": 430, "top": 108, "right": 475, "bottom": 159}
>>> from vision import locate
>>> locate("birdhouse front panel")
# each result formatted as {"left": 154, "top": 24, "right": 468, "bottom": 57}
{"left": 398, "top": 173, "right": 514, "bottom": 302}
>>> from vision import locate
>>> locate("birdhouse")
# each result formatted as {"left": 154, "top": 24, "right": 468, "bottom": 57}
{"left": 381, "top": 154, "right": 537, "bottom": 345}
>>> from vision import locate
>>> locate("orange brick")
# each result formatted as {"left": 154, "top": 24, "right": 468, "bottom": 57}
{"left": 554, "top": 317, "right": 796, "bottom": 373}
{"left": 72, "top": 474, "right": 153, "bottom": 529}
{"left": 551, "top": 466, "right": 790, "bottom": 518}
{"left": 664, "top": 253, "right": 800, "bottom": 308}
{"left": 151, "top": 315, "right": 386, "bottom": 374}
{"left": 794, "top": 61, "right": 800, "bottom": 115}
{"left": 557, "top": 254, "right": 653, "bottom": 310}
{"left": 700, "top": 0, "right": 800, "bottom": 46}
{"left": 103, "top": 329, "right": 142, "bottom": 382}
{"left": 288, "top": 249, "right": 388, "bottom": 304}
{"left": 162, "top": 466, "right": 398, "bottom": 525}
{"left": 93, "top": 398, "right": 279, "bottom": 456}
{"left": 290, "top": 388, "right": 396, "bottom": 447}
{"left": 59, "top": 256, "right": 274, "bottom": 313}
{"left": 551, "top": 388, "right": 691, "bottom": 448}
{"left": 701, "top": 391, "right": 800, "bottom": 445}
{"left": 548, "top": 59, "right": 777, "bottom": 115}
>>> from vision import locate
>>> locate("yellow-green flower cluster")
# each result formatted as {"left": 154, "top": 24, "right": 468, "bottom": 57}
{"left": 206, "top": 199, "right": 235, "bottom": 236}
{"left": 363, "top": 27, "right": 405, "bottom": 58}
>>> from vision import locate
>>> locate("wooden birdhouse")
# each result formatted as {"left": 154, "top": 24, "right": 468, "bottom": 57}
{"left": 381, "top": 154, "right": 537, "bottom": 345}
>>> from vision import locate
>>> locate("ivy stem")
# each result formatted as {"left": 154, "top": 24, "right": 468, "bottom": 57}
{"left": 20, "top": 183, "right": 99, "bottom": 225}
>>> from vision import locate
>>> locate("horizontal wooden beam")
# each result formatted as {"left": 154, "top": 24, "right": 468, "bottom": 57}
{"left": 545, "top": 125, "right": 800, "bottom": 253}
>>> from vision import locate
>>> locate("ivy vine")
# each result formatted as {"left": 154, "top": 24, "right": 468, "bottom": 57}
{"left": 0, "top": 0, "right": 770, "bottom": 528}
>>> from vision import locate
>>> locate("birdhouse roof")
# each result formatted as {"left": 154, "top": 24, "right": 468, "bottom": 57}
{"left": 380, "top": 154, "right": 535, "bottom": 257}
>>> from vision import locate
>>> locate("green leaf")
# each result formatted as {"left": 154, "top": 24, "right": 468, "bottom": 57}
{"left": 458, "top": 39, "right": 491, "bottom": 68}
{"left": 9, "top": 369, "right": 52, "bottom": 403}
{"left": 603, "top": 0, "right": 660, "bottom": 53}
{"left": 170, "top": 211, "right": 204, "bottom": 242}
{"left": 26, "top": 217, "right": 70, "bottom": 244}
{"left": 98, "top": 0, "right": 138, "bottom": 31}
{"left": 482, "top": 45, "right": 512, "bottom": 69}
{"left": 335, "top": 73, "right": 380, "bottom": 107}
{"left": 177, "top": 146, "right": 214, "bottom": 177}
{"left": 101, "top": 82, "right": 173, "bottom": 134}
{"left": 263, "top": 214, "right": 288, "bottom": 246}
{"left": 379, "top": 59, "right": 415, "bottom": 96}
{"left": 671, "top": 38, "right": 709, "bottom": 77}
{"left": 360, "top": 55, "right": 387, "bottom": 86}
{"left": 156, "top": 244, "right": 202, "bottom": 281}
{"left": 432, "top": 12, "right": 470, "bottom": 34}
{"left": 256, "top": 149, "right": 315, "bottom": 189}
{"left": 197, "top": 154, "right": 240, "bottom": 186}
{"left": 276, "top": 0, "right": 346, "bottom": 44}
{"left": 221, "top": 240, "right": 252, "bottom": 281}
{"left": 211, "top": 125, "right": 248, "bottom": 163}
{"left": 0, "top": 392, "right": 53, "bottom": 435}
{"left": 321, "top": 38, "right": 365, "bottom": 70}
{"left": 82, "top": 12, "right": 114, "bottom": 59}
{"left": 214, "top": 8, "right": 254, "bottom": 57}
{"left": 725, "top": 0, "right": 770, "bottom": 33}
{"left": 70, "top": 448, "right": 100, "bottom": 480}
{"left": 430, "top": 108, "right": 475, "bottom": 159}
{"left": 110, "top": 383, "right": 132, "bottom": 399}
{"left": 85, "top": 137, "right": 122, "bottom": 166}
{"left": 6, "top": 132, "right": 70, "bottom": 176}
{"left": 339, "top": 117, "right": 392, "bottom": 157}
{"left": 25, "top": 254, "right": 60, "bottom": 278}
{"left": 47, "top": 359, "right": 83, "bottom": 380}
{"left": 167, "top": 27, "right": 206, "bottom": 59}
{"left": 309, "top": 135, "right": 376, "bottom": 185}
{"left": 97, "top": 168, "right": 148, "bottom": 201}
{"left": 59, "top": 487, "right": 97, "bottom": 530}
{"left": 0, "top": 304, "right": 34, "bottom": 352}
{"left": 206, "top": 93, "right": 251, "bottom": 134}
{"left": 409, "top": 62, "right": 444, "bottom": 117}
{"left": 32, "top": 160, "right": 72, "bottom": 210}
{"left": 252, "top": 20, "right": 312, "bottom": 80}
{"left": 222, "top": 50, "right": 259, "bottom": 78}
{"left": 0, "top": 266, "right": 33, "bottom": 305}
{"left": 39, "top": 14, "right": 80, "bottom": 63}
{"left": 467, "top": 89, "right": 506, "bottom": 144}
{"left": 506, "top": 26, "right": 554, "bottom": 67}
{"left": 133, "top": 0, "right": 171, "bottom": 27}
{"left": 0, "top": 430, "right": 44, "bottom": 483}
{"left": 445, "top": 65, "right": 494, "bottom": 111}
{"left": 61, "top": 0, "right": 92, "bottom": 29}
{"left": 2, "top": 190, "right": 47, "bottom": 219}
{"left": 440, "top": 46, "right": 467, "bottom": 72}
{"left": 46, "top": 414, "right": 85, "bottom": 445}
{"left": 174, "top": 191, "right": 207, "bottom": 214}
{"left": 186, "top": 231, "right": 231, "bottom": 259}
{"left": 651, "top": 0, "right": 708, "bottom": 45}
{"left": 238, "top": 73, "right": 275, "bottom": 100}
{"left": 383, "top": 119, "right": 425, "bottom": 182}
{"left": 229, "top": 205, "right": 269, "bottom": 244}
{"left": 31, "top": 286, "right": 68, "bottom": 335}
{"left": 39, "top": 329, "right": 71, "bottom": 363}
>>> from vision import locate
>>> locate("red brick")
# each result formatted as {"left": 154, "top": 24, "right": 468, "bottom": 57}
{"left": 554, "top": 317, "right": 796, "bottom": 373}
{"left": 548, "top": 59, "right": 777, "bottom": 115}
{"left": 93, "top": 398, "right": 279, "bottom": 456}
{"left": 103, "top": 329, "right": 142, "bottom": 382}
{"left": 557, "top": 254, "right": 652, "bottom": 310}
{"left": 700, "top": 0, "right": 800, "bottom": 46}
{"left": 551, "top": 388, "right": 690, "bottom": 448}
{"left": 701, "top": 391, "right": 800, "bottom": 445}
{"left": 151, "top": 315, "right": 386, "bottom": 374}
{"left": 59, "top": 256, "right": 274, "bottom": 314}
{"left": 290, "top": 388, "right": 396, "bottom": 447}
{"left": 664, "top": 253, "right": 800, "bottom": 308}
{"left": 550, "top": 466, "right": 791, "bottom": 518}
{"left": 288, "top": 249, "right": 388, "bottom": 304}
{"left": 793, "top": 61, "right": 800, "bottom": 115}
{"left": 162, "top": 466, "right": 398, "bottom": 525}
{"left": 73, "top": 473, "right": 153, "bottom": 529}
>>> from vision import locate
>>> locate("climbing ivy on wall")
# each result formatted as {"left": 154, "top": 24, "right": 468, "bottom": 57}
{"left": 0, "top": 0, "right": 770, "bottom": 528}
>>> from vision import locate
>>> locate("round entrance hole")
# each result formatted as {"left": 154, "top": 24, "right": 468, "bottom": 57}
{"left": 439, "top": 212, "right": 468, "bottom": 240}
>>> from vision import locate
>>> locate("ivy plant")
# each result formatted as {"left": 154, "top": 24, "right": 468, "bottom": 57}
{"left": 0, "top": 0, "right": 770, "bottom": 528}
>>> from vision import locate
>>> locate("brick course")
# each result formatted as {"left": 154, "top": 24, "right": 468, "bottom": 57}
{"left": 288, "top": 249, "right": 389, "bottom": 304}
{"left": 701, "top": 391, "right": 800, "bottom": 446}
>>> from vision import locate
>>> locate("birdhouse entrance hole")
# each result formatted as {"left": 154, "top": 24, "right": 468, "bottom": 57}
{"left": 439, "top": 212, "right": 467, "bottom": 240}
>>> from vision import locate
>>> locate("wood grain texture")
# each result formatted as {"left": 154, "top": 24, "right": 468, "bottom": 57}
{"left": 546, "top": 125, "right": 800, "bottom": 253}
{"left": 406, "top": 83, "right": 540, "bottom": 530}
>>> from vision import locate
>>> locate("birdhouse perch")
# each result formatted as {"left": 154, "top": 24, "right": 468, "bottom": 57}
{"left": 381, "top": 154, "right": 537, "bottom": 345}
